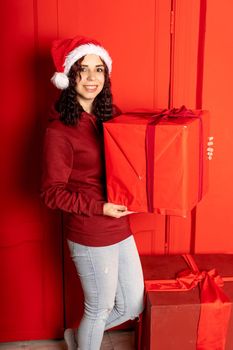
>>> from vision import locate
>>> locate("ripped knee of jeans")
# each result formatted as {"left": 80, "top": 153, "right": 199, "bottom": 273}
{"left": 100, "top": 307, "right": 113, "bottom": 322}
{"left": 129, "top": 314, "right": 139, "bottom": 321}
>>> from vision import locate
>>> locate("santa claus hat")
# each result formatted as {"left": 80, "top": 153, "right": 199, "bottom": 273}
{"left": 51, "top": 35, "right": 112, "bottom": 89}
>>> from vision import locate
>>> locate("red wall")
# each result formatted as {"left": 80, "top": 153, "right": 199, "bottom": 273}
{"left": 170, "top": 0, "right": 233, "bottom": 253}
{"left": 196, "top": 0, "right": 233, "bottom": 252}
{"left": 1, "top": 0, "right": 233, "bottom": 341}
{"left": 0, "top": 0, "right": 64, "bottom": 342}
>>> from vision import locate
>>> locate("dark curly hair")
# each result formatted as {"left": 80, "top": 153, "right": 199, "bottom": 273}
{"left": 55, "top": 57, "right": 113, "bottom": 127}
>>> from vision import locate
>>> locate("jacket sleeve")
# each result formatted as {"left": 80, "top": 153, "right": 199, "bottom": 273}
{"left": 40, "top": 128, "right": 104, "bottom": 216}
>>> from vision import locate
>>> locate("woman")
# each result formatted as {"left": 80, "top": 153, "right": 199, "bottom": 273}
{"left": 41, "top": 36, "right": 144, "bottom": 350}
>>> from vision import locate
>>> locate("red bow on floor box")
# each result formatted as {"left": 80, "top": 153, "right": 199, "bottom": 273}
{"left": 136, "top": 254, "right": 233, "bottom": 350}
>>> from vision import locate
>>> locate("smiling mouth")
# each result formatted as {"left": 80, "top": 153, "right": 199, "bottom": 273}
{"left": 84, "top": 85, "right": 98, "bottom": 92}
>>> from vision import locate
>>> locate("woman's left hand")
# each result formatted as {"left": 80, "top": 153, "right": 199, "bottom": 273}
{"left": 103, "top": 203, "right": 135, "bottom": 218}
{"left": 207, "top": 136, "right": 214, "bottom": 160}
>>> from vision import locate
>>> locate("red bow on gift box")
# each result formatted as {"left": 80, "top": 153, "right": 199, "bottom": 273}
{"left": 144, "top": 254, "right": 232, "bottom": 350}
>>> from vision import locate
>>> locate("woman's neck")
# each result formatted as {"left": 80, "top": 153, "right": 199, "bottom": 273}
{"left": 78, "top": 99, "right": 93, "bottom": 114}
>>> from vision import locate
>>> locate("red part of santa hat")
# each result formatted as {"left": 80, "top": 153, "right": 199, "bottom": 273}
{"left": 51, "top": 35, "right": 112, "bottom": 90}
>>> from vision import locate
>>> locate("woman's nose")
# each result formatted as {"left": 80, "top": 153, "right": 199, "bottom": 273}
{"left": 87, "top": 71, "right": 96, "bottom": 80}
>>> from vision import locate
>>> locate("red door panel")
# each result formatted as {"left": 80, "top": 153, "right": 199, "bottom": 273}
{"left": 0, "top": 198, "right": 64, "bottom": 341}
{"left": 168, "top": 1, "right": 201, "bottom": 253}
{"left": 195, "top": 0, "right": 233, "bottom": 252}
{"left": 0, "top": 0, "right": 64, "bottom": 341}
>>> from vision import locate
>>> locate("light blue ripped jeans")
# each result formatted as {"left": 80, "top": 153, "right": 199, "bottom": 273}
{"left": 67, "top": 235, "right": 144, "bottom": 350}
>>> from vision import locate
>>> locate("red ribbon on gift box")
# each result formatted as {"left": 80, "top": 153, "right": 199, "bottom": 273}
{"left": 144, "top": 105, "right": 204, "bottom": 213}
{"left": 143, "top": 254, "right": 233, "bottom": 350}
{"left": 125, "top": 105, "right": 204, "bottom": 213}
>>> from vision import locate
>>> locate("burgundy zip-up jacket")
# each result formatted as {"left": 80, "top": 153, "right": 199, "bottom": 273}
{"left": 41, "top": 111, "right": 131, "bottom": 246}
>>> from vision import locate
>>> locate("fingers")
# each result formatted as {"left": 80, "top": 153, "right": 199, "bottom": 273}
{"left": 116, "top": 210, "right": 135, "bottom": 217}
{"left": 207, "top": 136, "right": 214, "bottom": 146}
{"left": 113, "top": 204, "right": 128, "bottom": 212}
{"left": 113, "top": 208, "right": 134, "bottom": 218}
{"left": 207, "top": 136, "right": 214, "bottom": 160}
{"left": 207, "top": 149, "right": 213, "bottom": 160}
{"left": 103, "top": 203, "right": 136, "bottom": 218}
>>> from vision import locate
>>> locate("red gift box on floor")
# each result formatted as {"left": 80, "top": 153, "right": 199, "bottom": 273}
{"left": 103, "top": 107, "right": 209, "bottom": 216}
{"left": 138, "top": 254, "right": 233, "bottom": 350}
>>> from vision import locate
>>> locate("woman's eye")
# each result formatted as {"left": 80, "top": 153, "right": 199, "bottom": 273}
{"left": 79, "top": 66, "right": 104, "bottom": 73}
{"left": 80, "top": 67, "right": 87, "bottom": 72}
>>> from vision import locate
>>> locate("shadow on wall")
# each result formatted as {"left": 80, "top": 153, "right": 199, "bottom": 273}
{"left": 23, "top": 44, "right": 59, "bottom": 195}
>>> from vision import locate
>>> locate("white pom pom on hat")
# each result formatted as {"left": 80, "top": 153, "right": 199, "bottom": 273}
{"left": 51, "top": 72, "right": 69, "bottom": 89}
{"left": 50, "top": 35, "right": 112, "bottom": 90}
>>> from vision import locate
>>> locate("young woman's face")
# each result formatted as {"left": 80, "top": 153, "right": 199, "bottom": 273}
{"left": 75, "top": 54, "right": 105, "bottom": 107}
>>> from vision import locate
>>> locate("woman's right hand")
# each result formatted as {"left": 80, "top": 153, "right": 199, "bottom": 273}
{"left": 103, "top": 203, "right": 134, "bottom": 218}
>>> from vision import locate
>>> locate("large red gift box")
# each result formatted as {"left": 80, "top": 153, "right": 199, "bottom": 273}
{"left": 103, "top": 107, "right": 209, "bottom": 216}
{"left": 138, "top": 254, "right": 233, "bottom": 350}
